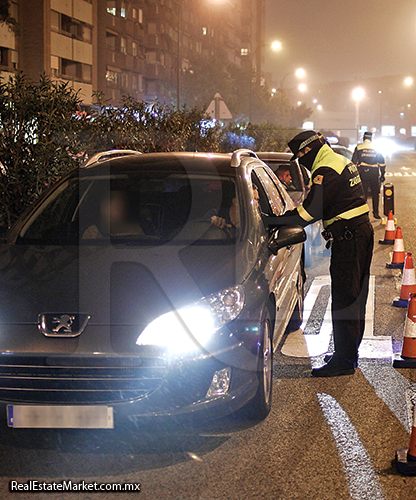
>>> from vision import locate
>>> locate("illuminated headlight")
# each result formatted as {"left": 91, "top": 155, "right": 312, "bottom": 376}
{"left": 136, "top": 285, "right": 245, "bottom": 354}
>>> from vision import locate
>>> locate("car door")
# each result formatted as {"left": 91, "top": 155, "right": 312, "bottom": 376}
{"left": 251, "top": 167, "right": 301, "bottom": 347}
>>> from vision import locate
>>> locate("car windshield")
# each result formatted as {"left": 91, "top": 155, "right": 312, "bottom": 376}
{"left": 16, "top": 170, "right": 241, "bottom": 246}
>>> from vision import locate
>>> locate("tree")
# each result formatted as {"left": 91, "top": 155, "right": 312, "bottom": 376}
{"left": 0, "top": 74, "right": 85, "bottom": 226}
{"left": 0, "top": 78, "right": 223, "bottom": 226}
{"left": 0, "top": 0, "right": 16, "bottom": 31}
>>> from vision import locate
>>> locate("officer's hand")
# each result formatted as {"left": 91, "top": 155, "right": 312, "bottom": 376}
{"left": 380, "top": 175, "right": 385, "bottom": 183}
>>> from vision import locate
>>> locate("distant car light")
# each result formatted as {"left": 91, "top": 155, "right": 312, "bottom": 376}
{"left": 136, "top": 285, "right": 245, "bottom": 354}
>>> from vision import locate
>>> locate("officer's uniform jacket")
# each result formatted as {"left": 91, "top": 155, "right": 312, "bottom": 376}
{"left": 352, "top": 139, "right": 386, "bottom": 176}
{"left": 274, "top": 144, "right": 369, "bottom": 229}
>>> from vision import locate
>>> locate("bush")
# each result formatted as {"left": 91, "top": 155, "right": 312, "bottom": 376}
{"left": 0, "top": 74, "right": 86, "bottom": 226}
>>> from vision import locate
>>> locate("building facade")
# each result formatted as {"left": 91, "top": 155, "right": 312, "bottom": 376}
{"left": 0, "top": 0, "right": 266, "bottom": 107}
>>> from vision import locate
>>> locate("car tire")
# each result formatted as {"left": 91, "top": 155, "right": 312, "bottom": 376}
{"left": 243, "top": 308, "right": 273, "bottom": 421}
{"left": 287, "top": 268, "right": 304, "bottom": 332}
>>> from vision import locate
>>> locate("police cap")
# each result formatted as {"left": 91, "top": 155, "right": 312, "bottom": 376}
{"left": 363, "top": 131, "right": 372, "bottom": 140}
{"left": 287, "top": 130, "right": 326, "bottom": 160}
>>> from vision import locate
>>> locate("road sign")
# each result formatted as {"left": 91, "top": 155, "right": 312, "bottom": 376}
{"left": 206, "top": 93, "right": 232, "bottom": 120}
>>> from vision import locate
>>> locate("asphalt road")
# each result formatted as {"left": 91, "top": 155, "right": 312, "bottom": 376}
{"left": 1, "top": 150, "right": 416, "bottom": 499}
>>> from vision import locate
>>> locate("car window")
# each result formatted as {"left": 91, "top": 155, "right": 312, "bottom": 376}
{"left": 252, "top": 168, "right": 285, "bottom": 216}
{"left": 17, "top": 171, "right": 241, "bottom": 245}
{"left": 263, "top": 160, "right": 304, "bottom": 192}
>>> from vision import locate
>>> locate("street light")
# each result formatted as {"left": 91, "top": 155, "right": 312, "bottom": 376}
{"left": 249, "top": 40, "right": 282, "bottom": 121}
{"left": 280, "top": 68, "right": 306, "bottom": 90}
{"left": 176, "top": 0, "right": 185, "bottom": 110}
{"left": 352, "top": 87, "right": 365, "bottom": 143}
{"left": 277, "top": 68, "right": 306, "bottom": 122}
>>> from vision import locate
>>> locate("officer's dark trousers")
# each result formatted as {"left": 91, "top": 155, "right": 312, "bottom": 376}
{"left": 330, "top": 221, "right": 374, "bottom": 364}
{"left": 359, "top": 167, "right": 380, "bottom": 215}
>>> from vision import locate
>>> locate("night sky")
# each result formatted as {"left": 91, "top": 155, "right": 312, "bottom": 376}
{"left": 265, "top": 0, "right": 416, "bottom": 86}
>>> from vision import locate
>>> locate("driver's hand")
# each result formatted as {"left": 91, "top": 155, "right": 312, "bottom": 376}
{"left": 210, "top": 216, "right": 231, "bottom": 230}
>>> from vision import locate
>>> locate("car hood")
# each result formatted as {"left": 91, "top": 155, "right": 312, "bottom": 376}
{"left": 0, "top": 242, "right": 249, "bottom": 327}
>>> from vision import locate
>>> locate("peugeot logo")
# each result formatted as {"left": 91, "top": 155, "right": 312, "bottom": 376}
{"left": 39, "top": 313, "right": 90, "bottom": 338}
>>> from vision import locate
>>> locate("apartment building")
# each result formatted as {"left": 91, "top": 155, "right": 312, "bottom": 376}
{"left": 0, "top": 0, "right": 265, "bottom": 106}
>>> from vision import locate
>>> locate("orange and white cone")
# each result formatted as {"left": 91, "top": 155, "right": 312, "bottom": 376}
{"left": 393, "top": 253, "right": 416, "bottom": 308}
{"left": 395, "top": 402, "right": 416, "bottom": 475}
{"left": 393, "top": 293, "right": 416, "bottom": 366}
{"left": 379, "top": 210, "right": 395, "bottom": 244}
{"left": 386, "top": 227, "right": 405, "bottom": 269}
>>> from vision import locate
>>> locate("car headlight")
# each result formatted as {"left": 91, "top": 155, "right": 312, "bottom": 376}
{"left": 136, "top": 285, "right": 245, "bottom": 354}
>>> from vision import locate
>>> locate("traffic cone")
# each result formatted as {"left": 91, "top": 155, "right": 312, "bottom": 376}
{"left": 392, "top": 253, "right": 416, "bottom": 308}
{"left": 386, "top": 227, "right": 405, "bottom": 269}
{"left": 395, "top": 403, "right": 416, "bottom": 475}
{"left": 393, "top": 293, "right": 416, "bottom": 366}
{"left": 379, "top": 210, "right": 395, "bottom": 244}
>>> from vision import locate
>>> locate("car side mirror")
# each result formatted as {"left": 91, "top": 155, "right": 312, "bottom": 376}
{"left": 268, "top": 225, "right": 306, "bottom": 255}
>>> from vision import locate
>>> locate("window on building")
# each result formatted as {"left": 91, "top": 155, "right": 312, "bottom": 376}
{"left": 62, "top": 59, "right": 78, "bottom": 79}
{"left": 138, "top": 8, "right": 143, "bottom": 24}
{"left": 0, "top": 47, "right": 9, "bottom": 67}
{"left": 120, "top": 72, "right": 128, "bottom": 88}
{"left": 51, "top": 10, "right": 60, "bottom": 31}
{"left": 82, "top": 64, "right": 92, "bottom": 83}
{"left": 132, "top": 42, "right": 138, "bottom": 57}
{"left": 202, "top": 27, "right": 207, "bottom": 36}
{"left": 241, "top": 48, "right": 248, "bottom": 57}
{"left": 106, "top": 69, "right": 120, "bottom": 85}
{"left": 132, "top": 7, "right": 137, "bottom": 19}
{"left": 107, "top": 1, "right": 116, "bottom": 16}
{"left": 148, "top": 22, "right": 156, "bottom": 35}
{"left": 138, "top": 74, "right": 143, "bottom": 93}
{"left": 132, "top": 74, "right": 138, "bottom": 91}
{"left": 82, "top": 25, "right": 92, "bottom": 43}
{"left": 120, "top": 37, "right": 127, "bottom": 54}
{"left": 106, "top": 32, "right": 117, "bottom": 50}
{"left": 121, "top": 2, "right": 126, "bottom": 18}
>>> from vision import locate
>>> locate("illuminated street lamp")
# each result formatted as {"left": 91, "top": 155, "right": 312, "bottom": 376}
{"left": 298, "top": 83, "right": 307, "bottom": 92}
{"left": 249, "top": 40, "right": 282, "bottom": 121}
{"left": 404, "top": 76, "right": 413, "bottom": 86}
{"left": 176, "top": 0, "right": 185, "bottom": 110}
{"left": 353, "top": 87, "right": 365, "bottom": 142}
{"left": 280, "top": 68, "right": 306, "bottom": 90}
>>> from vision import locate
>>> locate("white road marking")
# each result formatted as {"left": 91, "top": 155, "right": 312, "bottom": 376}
{"left": 317, "top": 393, "right": 387, "bottom": 500}
{"left": 281, "top": 275, "right": 393, "bottom": 359}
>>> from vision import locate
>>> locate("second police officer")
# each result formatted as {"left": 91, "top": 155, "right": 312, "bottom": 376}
{"left": 266, "top": 130, "right": 374, "bottom": 377}
{"left": 352, "top": 131, "right": 386, "bottom": 219}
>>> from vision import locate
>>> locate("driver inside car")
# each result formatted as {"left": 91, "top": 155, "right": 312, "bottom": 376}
{"left": 82, "top": 190, "right": 144, "bottom": 239}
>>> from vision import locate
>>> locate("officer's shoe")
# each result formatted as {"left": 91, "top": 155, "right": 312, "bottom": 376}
{"left": 323, "top": 352, "right": 333, "bottom": 363}
{"left": 311, "top": 357, "right": 356, "bottom": 377}
{"left": 373, "top": 212, "right": 381, "bottom": 219}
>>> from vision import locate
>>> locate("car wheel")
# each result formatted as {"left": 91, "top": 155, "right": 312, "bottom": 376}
{"left": 287, "top": 269, "right": 304, "bottom": 332}
{"left": 243, "top": 308, "right": 273, "bottom": 421}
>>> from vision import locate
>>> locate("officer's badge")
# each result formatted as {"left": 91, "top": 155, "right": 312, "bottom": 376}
{"left": 313, "top": 175, "right": 323, "bottom": 185}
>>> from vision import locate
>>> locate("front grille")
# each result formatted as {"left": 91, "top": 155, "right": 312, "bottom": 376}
{"left": 0, "top": 355, "right": 167, "bottom": 404}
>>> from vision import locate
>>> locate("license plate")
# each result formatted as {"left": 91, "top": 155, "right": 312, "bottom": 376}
{"left": 7, "top": 405, "right": 114, "bottom": 429}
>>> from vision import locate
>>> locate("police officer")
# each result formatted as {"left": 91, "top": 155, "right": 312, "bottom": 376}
{"left": 352, "top": 131, "right": 386, "bottom": 219}
{"left": 267, "top": 130, "right": 374, "bottom": 377}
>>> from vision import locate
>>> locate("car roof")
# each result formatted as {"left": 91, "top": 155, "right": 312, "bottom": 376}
{"left": 80, "top": 152, "right": 236, "bottom": 176}
{"left": 256, "top": 152, "right": 293, "bottom": 161}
